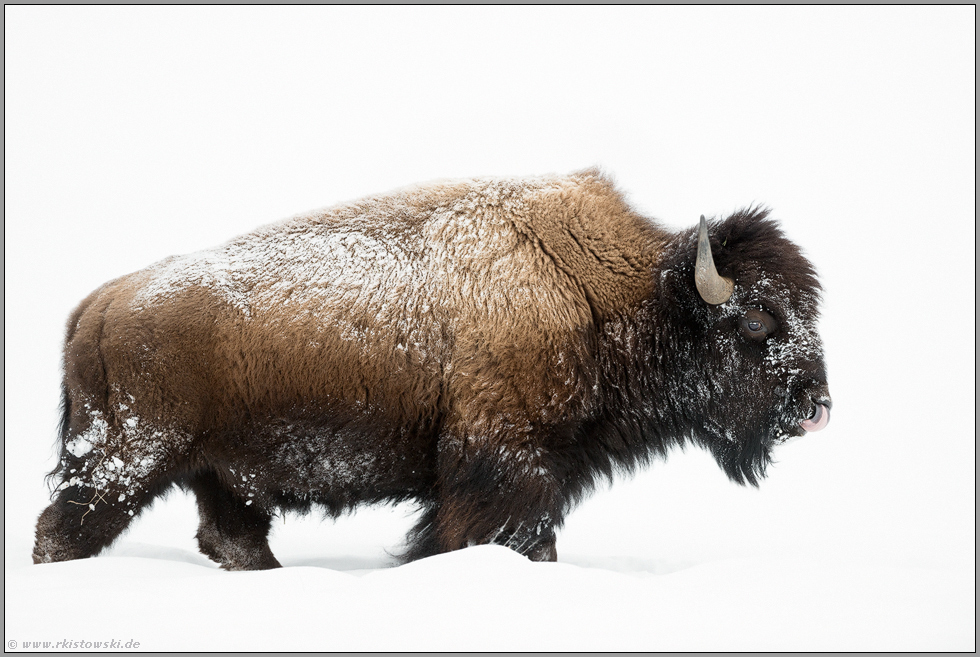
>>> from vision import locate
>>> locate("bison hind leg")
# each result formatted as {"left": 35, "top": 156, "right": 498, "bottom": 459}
{"left": 34, "top": 433, "right": 180, "bottom": 565}
{"left": 187, "top": 470, "right": 281, "bottom": 571}
{"left": 33, "top": 472, "right": 174, "bottom": 565}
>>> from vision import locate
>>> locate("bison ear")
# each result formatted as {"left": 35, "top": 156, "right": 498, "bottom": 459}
{"left": 694, "top": 215, "right": 734, "bottom": 305}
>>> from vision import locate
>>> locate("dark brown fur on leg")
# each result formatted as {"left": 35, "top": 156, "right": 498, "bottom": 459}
{"left": 188, "top": 470, "right": 281, "bottom": 571}
{"left": 401, "top": 505, "right": 443, "bottom": 562}
{"left": 33, "top": 481, "right": 161, "bottom": 564}
{"left": 402, "top": 500, "right": 559, "bottom": 563}
{"left": 33, "top": 490, "right": 119, "bottom": 564}
{"left": 406, "top": 433, "right": 564, "bottom": 562}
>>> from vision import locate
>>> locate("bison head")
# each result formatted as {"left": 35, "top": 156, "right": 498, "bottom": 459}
{"left": 654, "top": 208, "right": 831, "bottom": 485}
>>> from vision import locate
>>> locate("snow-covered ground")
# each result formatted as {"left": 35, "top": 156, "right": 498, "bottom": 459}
{"left": 5, "top": 6, "right": 975, "bottom": 652}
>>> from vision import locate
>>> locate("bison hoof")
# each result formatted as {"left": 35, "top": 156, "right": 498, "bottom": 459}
{"left": 32, "top": 534, "right": 83, "bottom": 565}
{"left": 527, "top": 541, "right": 558, "bottom": 562}
{"left": 198, "top": 536, "right": 282, "bottom": 571}
{"left": 220, "top": 555, "right": 283, "bottom": 571}
{"left": 32, "top": 540, "right": 60, "bottom": 565}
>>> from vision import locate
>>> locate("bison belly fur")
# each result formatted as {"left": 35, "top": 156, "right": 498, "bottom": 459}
{"left": 33, "top": 170, "right": 831, "bottom": 570}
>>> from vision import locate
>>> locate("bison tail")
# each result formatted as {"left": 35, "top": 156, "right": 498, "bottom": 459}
{"left": 44, "top": 380, "right": 73, "bottom": 494}
{"left": 45, "top": 290, "right": 108, "bottom": 495}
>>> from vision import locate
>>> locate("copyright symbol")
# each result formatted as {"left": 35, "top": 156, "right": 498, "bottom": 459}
{"left": 7, "top": 639, "right": 16, "bottom": 649}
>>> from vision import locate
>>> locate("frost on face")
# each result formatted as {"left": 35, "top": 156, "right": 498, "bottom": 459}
{"left": 713, "top": 274, "right": 824, "bottom": 375}
{"left": 751, "top": 274, "right": 824, "bottom": 370}
{"left": 705, "top": 272, "right": 825, "bottom": 445}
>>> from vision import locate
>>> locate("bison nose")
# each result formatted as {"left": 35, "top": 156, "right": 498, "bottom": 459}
{"left": 800, "top": 402, "right": 831, "bottom": 432}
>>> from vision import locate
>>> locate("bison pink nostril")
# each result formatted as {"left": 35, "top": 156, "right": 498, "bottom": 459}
{"left": 800, "top": 403, "right": 830, "bottom": 432}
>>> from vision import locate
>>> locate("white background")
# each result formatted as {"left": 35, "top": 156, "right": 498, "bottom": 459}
{"left": 5, "top": 6, "right": 975, "bottom": 651}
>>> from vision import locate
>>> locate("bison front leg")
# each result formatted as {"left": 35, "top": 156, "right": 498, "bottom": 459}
{"left": 406, "top": 434, "right": 563, "bottom": 563}
{"left": 187, "top": 470, "right": 281, "bottom": 571}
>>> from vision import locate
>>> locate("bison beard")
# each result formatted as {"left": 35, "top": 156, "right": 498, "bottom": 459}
{"left": 33, "top": 170, "right": 831, "bottom": 570}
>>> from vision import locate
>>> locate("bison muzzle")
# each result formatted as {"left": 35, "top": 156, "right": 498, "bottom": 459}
{"left": 34, "top": 170, "right": 831, "bottom": 570}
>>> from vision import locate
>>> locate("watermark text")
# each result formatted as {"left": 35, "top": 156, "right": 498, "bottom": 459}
{"left": 7, "top": 639, "right": 141, "bottom": 650}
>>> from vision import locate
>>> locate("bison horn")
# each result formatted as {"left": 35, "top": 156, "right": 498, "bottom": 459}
{"left": 695, "top": 215, "right": 734, "bottom": 305}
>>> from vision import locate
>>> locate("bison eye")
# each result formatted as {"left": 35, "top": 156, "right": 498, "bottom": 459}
{"left": 739, "top": 309, "right": 777, "bottom": 341}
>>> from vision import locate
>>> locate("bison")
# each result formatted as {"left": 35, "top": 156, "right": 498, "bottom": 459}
{"left": 33, "top": 170, "right": 831, "bottom": 570}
